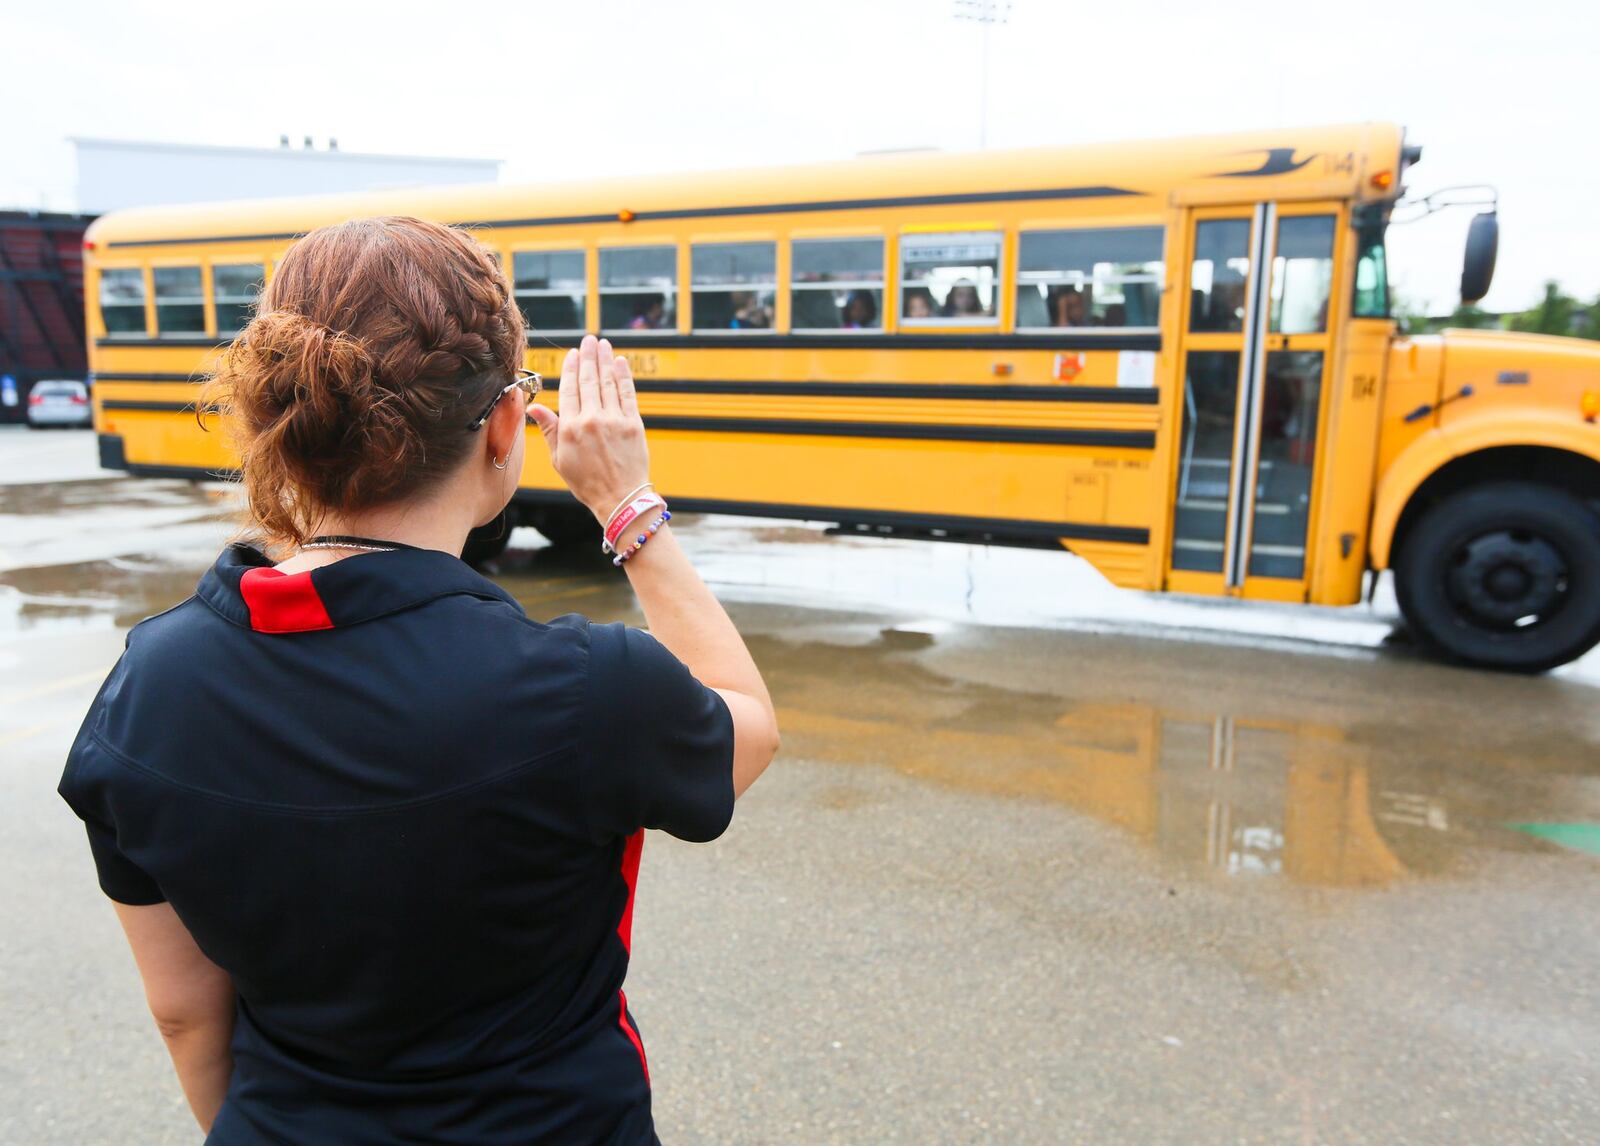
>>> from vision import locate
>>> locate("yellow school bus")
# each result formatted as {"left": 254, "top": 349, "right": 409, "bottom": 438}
{"left": 82, "top": 123, "right": 1600, "bottom": 671}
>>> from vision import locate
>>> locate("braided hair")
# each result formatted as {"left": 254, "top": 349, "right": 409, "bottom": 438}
{"left": 201, "top": 217, "right": 525, "bottom": 549}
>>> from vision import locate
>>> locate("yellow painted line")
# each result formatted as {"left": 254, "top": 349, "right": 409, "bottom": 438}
{"left": 0, "top": 668, "right": 110, "bottom": 706}
{"left": 0, "top": 722, "right": 57, "bottom": 749}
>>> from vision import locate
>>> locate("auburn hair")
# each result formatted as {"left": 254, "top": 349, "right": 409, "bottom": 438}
{"left": 201, "top": 216, "right": 525, "bottom": 549}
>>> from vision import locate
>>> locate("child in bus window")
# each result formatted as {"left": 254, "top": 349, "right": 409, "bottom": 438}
{"left": 904, "top": 288, "right": 936, "bottom": 319}
{"left": 628, "top": 295, "right": 665, "bottom": 330}
{"left": 729, "top": 291, "right": 772, "bottom": 329}
{"left": 942, "top": 280, "right": 985, "bottom": 317}
{"left": 1049, "top": 286, "right": 1090, "bottom": 327}
{"left": 841, "top": 290, "right": 878, "bottom": 329}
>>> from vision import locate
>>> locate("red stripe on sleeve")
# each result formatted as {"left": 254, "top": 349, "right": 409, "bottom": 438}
{"left": 239, "top": 567, "right": 336, "bottom": 633}
{"left": 616, "top": 829, "right": 643, "bottom": 952}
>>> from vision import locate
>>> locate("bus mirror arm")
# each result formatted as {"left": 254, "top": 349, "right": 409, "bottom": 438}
{"left": 1387, "top": 184, "right": 1500, "bottom": 305}
{"left": 1402, "top": 385, "right": 1475, "bottom": 424}
{"left": 1389, "top": 184, "right": 1498, "bottom": 225}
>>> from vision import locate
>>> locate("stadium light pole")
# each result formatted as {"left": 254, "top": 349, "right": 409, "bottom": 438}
{"left": 954, "top": 0, "right": 1013, "bottom": 149}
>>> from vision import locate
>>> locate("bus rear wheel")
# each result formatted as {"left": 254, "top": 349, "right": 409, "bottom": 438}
{"left": 1394, "top": 481, "right": 1600, "bottom": 673}
{"left": 461, "top": 512, "right": 513, "bottom": 567}
{"left": 525, "top": 504, "right": 596, "bottom": 548}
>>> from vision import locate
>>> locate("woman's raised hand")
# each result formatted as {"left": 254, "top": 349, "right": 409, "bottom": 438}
{"left": 525, "top": 335, "right": 651, "bottom": 524}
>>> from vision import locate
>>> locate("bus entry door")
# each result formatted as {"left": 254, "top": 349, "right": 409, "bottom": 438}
{"left": 1168, "top": 203, "right": 1343, "bottom": 601}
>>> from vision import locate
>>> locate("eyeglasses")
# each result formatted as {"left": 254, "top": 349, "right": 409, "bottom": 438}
{"left": 466, "top": 369, "right": 542, "bottom": 431}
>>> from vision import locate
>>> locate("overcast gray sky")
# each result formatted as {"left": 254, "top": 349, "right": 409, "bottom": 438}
{"left": 6, "top": 0, "right": 1596, "bottom": 314}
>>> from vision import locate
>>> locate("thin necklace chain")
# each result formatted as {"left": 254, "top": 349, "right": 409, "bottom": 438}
{"left": 299, "top": 541, "right": 398, "bottom": 553}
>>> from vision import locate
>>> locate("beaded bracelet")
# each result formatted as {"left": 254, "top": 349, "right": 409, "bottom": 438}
{"left": 612, "top": 510, "right": 671, "bottom": 566}
{"left": 603, "top": 494, "right": 667, "bottom": 554}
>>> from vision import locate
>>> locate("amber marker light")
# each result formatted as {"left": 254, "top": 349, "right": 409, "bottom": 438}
{"left": 1582, "top": 391, "right": 1600, "bottom": 423}
{"left": 1370, "top": 170, "right": 1394, "bottom": 191}
{"left": 618, "top": 209, "right": 635, "bottom": 223}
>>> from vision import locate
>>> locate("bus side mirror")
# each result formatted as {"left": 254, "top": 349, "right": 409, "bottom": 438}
{"left": 1460, "top": 211, "right": 1498, "bottom": 303}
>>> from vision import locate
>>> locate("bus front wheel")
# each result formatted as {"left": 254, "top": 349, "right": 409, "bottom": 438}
{"left": 1394, "top": 481, "right": 1600, "bottom": 673}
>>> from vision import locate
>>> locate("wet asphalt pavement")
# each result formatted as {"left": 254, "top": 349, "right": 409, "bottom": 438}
{"left": 3, "top": 426, "right": 1598, "bottom": 1144}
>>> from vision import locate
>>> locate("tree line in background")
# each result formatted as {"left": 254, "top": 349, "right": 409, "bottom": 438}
{"left": 1396, "top": 282, "right": 1600, "bottom": 339}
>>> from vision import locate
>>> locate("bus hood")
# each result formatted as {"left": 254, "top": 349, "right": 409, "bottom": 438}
{"left": 1434, "top": 327, "right": 1600, "bottom": 432}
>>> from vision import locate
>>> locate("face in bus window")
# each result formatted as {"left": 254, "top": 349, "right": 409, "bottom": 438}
{"left": 628, "top": 295, "right": 665, "bottom": 329}
{"left": 904, "top": 290, "right": 935, "bottom": 319}
{"left": 943, "top": 281, "right": 984, "bottom": 317}
{"left": 1049, "top": 286, "right": 1090, "bottom": 327}
{"left": 842, "top": 290, "right": 878, "bottom": 329}
{"left": 728, "top": 290, "right": 772, "bottom": 329}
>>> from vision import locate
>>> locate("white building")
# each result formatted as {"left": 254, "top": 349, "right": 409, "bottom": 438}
{"left": 72, "top": 138, "right": 501, "bottom": 215}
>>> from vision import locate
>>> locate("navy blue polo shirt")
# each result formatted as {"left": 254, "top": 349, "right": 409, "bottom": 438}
{"left": 58, "top": 542, "right": 736, "bottom": 1145}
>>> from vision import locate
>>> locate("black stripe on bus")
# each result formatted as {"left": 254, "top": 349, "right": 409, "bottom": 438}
{"left": 631, "top": 380, "right": 1160, "bottom": 404}
{"left": 643, "top": 416, "right": 1153, "bottom": 448}
{"left": 95, "top": 336, "right": 232, "bottom": 349}
{"left": 102, "top": 184, "right": 1143, "bottom": 249}
{"left": 93, "top": 371, "right": 206, "bottom": 383}
{"left": 570, "top": 332, "right": 1162, "bottom": 352}
{"left": 99, "top": 400, "right": 1155, "bottom": 449}
{"left": 101, "top": 400, "right": 200, "bottom": 413}
{"left": 91, "top": 373, "right": 1160, "bottom": 405}
{"left": 512, "top": 488, "right": 1150, "bottom": 545}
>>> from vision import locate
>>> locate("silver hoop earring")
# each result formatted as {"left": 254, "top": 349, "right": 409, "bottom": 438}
{"left": 491, "top": 454, "right": 509, "bottom": 470}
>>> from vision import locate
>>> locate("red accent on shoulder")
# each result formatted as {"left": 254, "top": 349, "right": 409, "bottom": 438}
{"left": 617, "top": 989, "right": 650, "bottom": 1086}
{"left": 616, "top": 829, "right": 643, "bottom": 952}
{"left": 238, "top": 567, "right": 336, "bottom": 633}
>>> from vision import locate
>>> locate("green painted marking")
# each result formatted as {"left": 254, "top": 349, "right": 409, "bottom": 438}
{"left": 1506, "top": 823, "right": 1600, "bottom": 857}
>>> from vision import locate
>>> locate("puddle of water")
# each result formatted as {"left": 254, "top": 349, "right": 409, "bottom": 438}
{"left": 736, "top": 623, "right": 1600, "bottom": 892}
{"left": 0, "top": 554, "right": 213, "bottom": 635}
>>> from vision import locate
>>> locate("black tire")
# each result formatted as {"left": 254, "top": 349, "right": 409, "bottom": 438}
{"left": 461, "top": 512, "right": 513, "bottom": 568}
{"left": 525, "top": 505, "right": 596, "bottom": 548}
{"left": 1394, "top": 481, "right": 1600, "bottom": 672}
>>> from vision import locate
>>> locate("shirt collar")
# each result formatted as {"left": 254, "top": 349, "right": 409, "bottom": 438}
{"left": 196, "top": 542, "right": 524, "bottom": 633}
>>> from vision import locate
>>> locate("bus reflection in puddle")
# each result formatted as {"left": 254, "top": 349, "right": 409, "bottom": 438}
{"left": 1145, "top": 713, "right": 1412, "bottom": 887}
{"left": 769, "top": 641, "right": 1525, "bottom": 891}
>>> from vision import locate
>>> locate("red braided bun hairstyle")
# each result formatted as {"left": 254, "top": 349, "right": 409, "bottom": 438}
{"left": 201, "top": 216, "right": 525, "bottom": 548}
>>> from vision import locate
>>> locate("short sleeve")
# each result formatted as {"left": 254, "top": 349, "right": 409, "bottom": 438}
{"left": 58, "top": 654, "right": 167, "bottom": 906}
{"left": 581, "top": 622, "right": 736, "bottom": 843}
{"left": 79, "top": 815, "right": 166, "bottom": 905}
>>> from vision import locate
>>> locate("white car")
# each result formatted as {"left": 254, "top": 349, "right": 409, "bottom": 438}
{"left": 26, "top": 380, "right": 92, "bottom": 428}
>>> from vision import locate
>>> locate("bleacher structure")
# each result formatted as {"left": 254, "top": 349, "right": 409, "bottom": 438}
{"left": 0, "top": 211, "right": 94, "bottom": 423}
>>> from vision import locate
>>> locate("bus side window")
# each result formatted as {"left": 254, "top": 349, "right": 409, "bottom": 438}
{"left": 513, "top": 250, "right": 586, "bottom": 335}
{"left": 153, "top": 267, "right": 206, "bottom": 336}
{"left": 899, "top": 232, "right": 1001, "bottom": 324}
{"left": 791, "top": 238, "right": 884, "bottom": 331}
{"left": 600, "top": 247, "right": 677, "bottom": 333}
{"left": 1190, "top": 220, "right": 1252, "bottom": 333}
{"left": 213, "top": 263, "right": 265, "bottom": 335}
{"left": 1015, "top": 227, "right": 1163, "bottom": 330}
{"left": 691, "top": 242, "right": 776, "bottom": 331}
{"left": 1269, "top": 216, "right": 1336, "bottom": 334}
{"left": 100, "top": 268, "right": 148, "bottom": 336}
